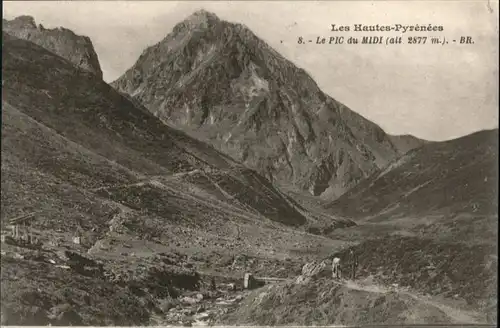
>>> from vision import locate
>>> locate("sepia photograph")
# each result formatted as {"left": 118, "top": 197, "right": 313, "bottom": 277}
{"left": 1, "top": 0, "right": 498, "bottom": 326}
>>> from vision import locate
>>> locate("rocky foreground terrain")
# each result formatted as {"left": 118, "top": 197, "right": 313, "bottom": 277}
{"left": 1, "top": 11, "right": 497, "bottom": 326}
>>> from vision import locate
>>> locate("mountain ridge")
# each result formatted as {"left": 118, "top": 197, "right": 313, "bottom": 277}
{"left": 325, "top": 127, "right": 498, "bottom": 238}
{"left": 3, "top": 15, "right": 103, "bottom": 79}
{"left": 2, "top": 29, "right": 323, "bottom": 228}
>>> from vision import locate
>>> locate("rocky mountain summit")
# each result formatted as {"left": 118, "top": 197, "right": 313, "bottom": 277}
{"left": 3, "top": 15, "right": 103, "bottom": 79}
{"left": 112, "top": 10, "right": 425, "bottom": 199}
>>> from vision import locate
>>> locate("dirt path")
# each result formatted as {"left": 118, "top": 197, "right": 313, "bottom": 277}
{"left": 341, "top": 279, "right": 485, "bottom": 324}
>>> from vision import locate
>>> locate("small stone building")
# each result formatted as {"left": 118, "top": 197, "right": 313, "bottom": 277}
{"left": 7, "top": 212, "right": 36, "bottom": 244}
{"left": 243, "top": 273, "right": 257, "bottom": 289}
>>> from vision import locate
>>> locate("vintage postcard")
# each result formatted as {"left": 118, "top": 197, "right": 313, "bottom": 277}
{"left": 1, "top": 1, "right": 498, "bottom": 326}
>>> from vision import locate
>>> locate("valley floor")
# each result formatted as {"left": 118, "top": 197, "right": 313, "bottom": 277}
{"left": 2, "top": 213, "right": 496, "bottom": 326}
{"left": 161, "top": 275, "right": 489, "bottom": 326}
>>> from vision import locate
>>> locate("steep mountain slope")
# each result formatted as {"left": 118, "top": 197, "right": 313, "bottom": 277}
{"left": 1, "top": 31, "right": 352, "bottom": 325}
{"left": 111, "top": 10, "right": 424, "bottom": 199}
{"left": 326, "top": 129, "right": 498, "bottom": 224}
{"left": 3, "top": 15, "right": 103, "bottom": 79}
{"left": 1, "top": 30, "right": 313, "bottom": 228}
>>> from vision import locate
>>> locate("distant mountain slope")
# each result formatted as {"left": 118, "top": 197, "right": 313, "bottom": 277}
{"left": 111, "top": 10, "right": 422, "bottom": 199}
{"left": 2, "top": 15, "right": 103, "bottom": 78}
{"left": 389, "top": 134, "right": 429, "bottom": 154}
{"left": 326, "top": 129, "right": 498, "bottom": 222}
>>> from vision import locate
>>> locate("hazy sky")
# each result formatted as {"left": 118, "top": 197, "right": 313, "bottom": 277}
{"left": 3, "top": 1, "right": 499, "bottom": 141}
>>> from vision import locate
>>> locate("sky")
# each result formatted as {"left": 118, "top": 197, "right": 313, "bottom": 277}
{"left": 3, "top": 1, "right": 499, "bottom": 141}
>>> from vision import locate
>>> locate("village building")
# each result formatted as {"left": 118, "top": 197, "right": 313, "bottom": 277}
{"left": 2, "top": 212, "right": 37, "bottom": 245}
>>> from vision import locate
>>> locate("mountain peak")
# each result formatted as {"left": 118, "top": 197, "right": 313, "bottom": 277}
{"left": 189, "top": 9, "right": 220, "bottom": 20}
{"left": 2, "top": 15, "right": 103, "bottom": 79}
{"left": 111, "top": 12, "right": 425, "bottom": 198}
{"left": 172, "top": 9, "right": 222, "bottom": 32}
{"left": 10, "top": 15, "right": 37, "bottom": 28}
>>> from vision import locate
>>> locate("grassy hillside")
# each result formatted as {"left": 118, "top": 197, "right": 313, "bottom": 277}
{"left": 1, "top": 32, "right": 347, "bottom": 325}
{"left": 327, "top": 129, "right": 497, "bottom": 221}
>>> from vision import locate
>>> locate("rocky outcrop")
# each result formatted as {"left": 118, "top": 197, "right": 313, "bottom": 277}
{"left": 3, "top": 15, "right": 103, "bottom": 79}
{"left": 111, "top": 10, "right": 423, "bottom": 199}
{"left": 295, "top": 260, "right": 329, "bottom": 284}
{"left": 47, "top": 304, "right": 84, "bottom": 326}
